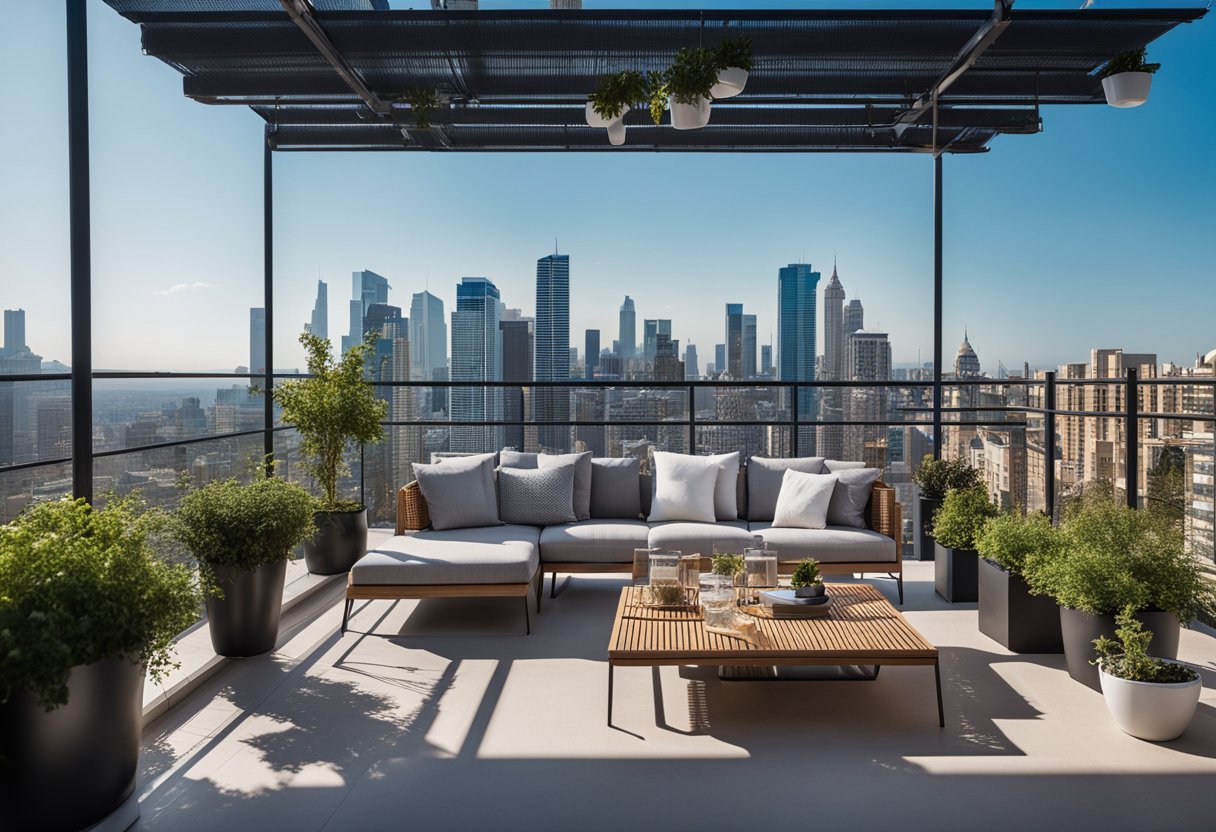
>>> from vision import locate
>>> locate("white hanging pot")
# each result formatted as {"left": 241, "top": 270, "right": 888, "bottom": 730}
{"left": 586, "top": 102, "right": 629, "bottom": 128}
{"left": 606, "top": 119, "right": 626, "bottom": 146}
{"left": 1101, "top": 72, "right": 1153, "bottom": 108}
{"left": 710, "top": 67, "right": 748, "bottom": 99}
{"left": 670, "top": 96, "right": 712, "bottom": 130}
{"left": 1098, "top": 661, "right": 1201, "bottom": 741}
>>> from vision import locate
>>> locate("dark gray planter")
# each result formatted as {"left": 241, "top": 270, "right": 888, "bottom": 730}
{"left": 0, "top": 656, "right": 144, "bottom": 832}
{"left": 917, "top": 497, "right": 942, "bottom": 561}
{"left": 1059, "top": 606, "right": 1180, "bottom": 691}
{"left": 977, "top": 558, "right": 1063, "bottom": 653}
{"left": 934, "top": 542, "right": 978, "bottom": 603}
{"left": 304, "top": 508, "right": 368, "bottom": 575}
{"left": 205, "top": 559, "right": 287, "bottom": 657}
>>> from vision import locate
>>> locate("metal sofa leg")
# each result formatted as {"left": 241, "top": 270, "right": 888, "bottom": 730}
{"left": 535, "top": 571, "right": 543, "bottom": 613}
{"left": 341, "top": 597, "right": 353, "bottom": 634}
{"left": 897, "top": 573, "right": 904, "bottom": 605}
{"left": 524, "top": 595, "right": 531, "bottom": 635}
{"left": 550, "top": 572, "right": 558, "bottom": 598}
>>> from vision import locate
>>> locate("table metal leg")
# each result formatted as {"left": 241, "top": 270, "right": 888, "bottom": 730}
{"left": 607, "top": 662, "right": 615, "bottom": 726}
{"left": 934, "top": 660, "right": 945, "bottom": 727}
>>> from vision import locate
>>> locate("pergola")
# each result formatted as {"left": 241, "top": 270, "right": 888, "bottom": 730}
{"left": 61, "top": 0, "right": 1205, "bottom": 502}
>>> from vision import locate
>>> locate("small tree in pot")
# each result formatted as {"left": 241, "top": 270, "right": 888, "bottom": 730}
{"left": 0, "top": 495, "right": 198, "bottom": 832}
{"left": 273, "top": 330, "right": 386, "bottom": 575}
{"left": 790, "top": 558, "right": 825, "bottom": 598}
{"left": 911, "top": 454, "right": 981, "bottom": 561}
{"left": 931, "top": 484, "right": 999, "bottom": 603}
{"left": 173, "top": 475, "right": 315, "bottom": 657}
{"left": 975, "top": 511, "right": 1065, "bottom": 653}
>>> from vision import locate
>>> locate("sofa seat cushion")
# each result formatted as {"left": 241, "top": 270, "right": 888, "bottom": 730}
{"left": 351, "top": 525, "right": 540, "bottom": 586}
{"left": 748, "top": 522, "right": 897, "bottom": 564}
{"left": 647, "top": 520, "right": 754, "bottom": 557}
{"left": 540, "top": 520, "right": 650, "bottom": 564}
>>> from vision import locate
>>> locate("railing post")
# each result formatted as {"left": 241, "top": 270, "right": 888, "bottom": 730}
{"left": 791, "top": 384, "right": 799, "bottom": 457}
{"left": 687, "top": 383, "right": 696, "bottom": 455}
{"left": 1125, "top": 367, "right": 1138, "bottom": 509}
{"left": 263, "top": 133, "right": 274, "bottom": 476}
{"left": 932, "top": 153, "right": 944, "bottom": 460}
{"left": 1044, "top": 371, "right": 1056, "bottom": 523}
{"left": 67, "top": 0, "right": 93, "bottom": 503}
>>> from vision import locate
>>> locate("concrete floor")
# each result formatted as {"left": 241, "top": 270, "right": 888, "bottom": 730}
{"left": 134, "top": 562, "right": 1216, "bottom": 832}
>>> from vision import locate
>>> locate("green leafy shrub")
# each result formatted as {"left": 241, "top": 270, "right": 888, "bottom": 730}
{"left": 588, "top": 70, "right": 646, "bottom": 121}
{"left": 273, "top": 331, "right": 387, "bottom": 511}
{"left": 1099, "top": 47, "right": 1160, "bottom": 79}
{"left": 0, "top": 495, "right": 200, "bottom": 710}
{"left": 1093, "top": 606, "right": 1196, "bottom": 684}
{"left": 403, "top": 85, "right": 439, "bottom": 129}
{"left": 912, "top": 454, "right": 982, "bottom": 500}
{"left": 790, "top": 558, "right": 823, "bottom": 588}
{"left": 173, "top": 477, "right": 316, "bottom": 585}
{"left": 931, "top": 485, "right": 999, "bottom": 550}
{"left": 711, "top": 553, "right": 744, "bottom": 577}
{"left": 975, "top": 510, "right": 1062, "bottom": 576}
{"left": 712, "top": 36, "right": 753, "bottom": 72}
{"left": 646, "top": 70, "right": 669, "bottom": 125}
{"left": 666, "top": 46, "right": 719, "bottom": 104}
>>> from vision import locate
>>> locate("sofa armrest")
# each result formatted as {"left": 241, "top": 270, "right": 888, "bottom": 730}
{"left": 870, "top": 481, "right": 903, "bottom": 559}
{"left": 397, "top": 481, "right": 430, "bottom": 535}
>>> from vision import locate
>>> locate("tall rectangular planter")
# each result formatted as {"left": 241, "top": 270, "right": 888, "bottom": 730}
{"left": 917, "top": 497, "right": 941, "bottom": 561}
{"left": 934, "top": 543, "right": 977, "bottom": 603}
{"left": 977, "top": 558, "right": 1063, "bottom": 653}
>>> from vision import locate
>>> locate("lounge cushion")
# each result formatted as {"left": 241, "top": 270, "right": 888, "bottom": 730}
{"left": 747, "top": 456, "right": 827, "bottom": 522}
{"left": 590, "top": 458, "right": 642, "bottom": 519}
{"left": 647, "top": 520, "right": 754, "bottom": 558}
{"left": 648, "top": 452, "right": 719, "bottom": 523}
{"left": 537, "top": 451, "right": 593, "bottom": 521}
{"left": 825, "top": 459, "right": 866, "bottom": 472}
{"left": 827, "top": 467, "right": 883, "bottom": 529}
{"left": 498, "top": 464, "right": 577, "bottom": 526}
{"left": 412, "top": 454, "right": 502, "bottom": 531}
{"left": 748, "top": 522, "right": 897, "bottom": 564}
{"left": 500, "top": 450, "right": 539, "bottom": 469}
{"left": 540, "top": 520, "right": 650, "bottom": 564}
{"left": 351, "top": 525, "right": 540, "bottom": 585}
{"left": 772, "top": 470, "right": 837, "bottom": 529}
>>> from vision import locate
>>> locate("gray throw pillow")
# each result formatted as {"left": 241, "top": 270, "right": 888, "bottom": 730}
{"left": 747, "top": 456, "right": 827, "bottom": 521}
{"left": 825, "top": 459, "right": 866, "bottom": 472}
{"left": 498, "top": 464, "right": 577, "bottom": 526}
{"left": 538, "top": 451, "right": 592, "bottom": 520}
{"left": 826, "top": 467, "right": 883, "bottom": 528}
{"left": 412, "top": 455, "right": 502, "bottom": 531}
{"left": 590, "top": 458, "right": 642, "bottom": 519}
{"left": 499, "top": 450, "right": 539, "bottom": 469}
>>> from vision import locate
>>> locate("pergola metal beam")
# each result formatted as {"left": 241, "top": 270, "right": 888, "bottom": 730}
{"left": 278, "top": 0, "right": 391, "bottom": 115}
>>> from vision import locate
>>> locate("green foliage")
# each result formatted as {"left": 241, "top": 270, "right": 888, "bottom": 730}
{"left": 911, "top": 454, "right": 982, "bottom": 500}
{"left": 589, "top": 70, "right": 647, "bottom": 121}
{"left": 272, "top": 331, "right": 387, "bottom": 510}
{"left": 646, "top": 71, "right": 669, "bottom": 125}
{"left": 173, "top": 477, "right": 315, "bottom": 586}
{"left": 1146, "top": 447, "right": 1186, "bottom": 526}
{"left": 1099, "top": 47, "right": 1160, "bottom": 79}
{"left": 712, "top": 36, "right": 753, "bottom": 73}
{"left": 711, "top": 553, "right": 744, "bottom": 577}
{"left": 666, "top": 46, "right": 719, "bottom": 104}
{"left": 403, "top": 86, "right": 439, "bottom": 129}
{"left": 931, "top": 485, "right": 999, "bottom": 550}
{"left": 975, "top": 510, "right": 1061, "bottom": 577}
{"left": 0, "top": 495, "right": 200, "bottom": 710}
{"left": 790, "top": 558, "right": 823, "bottom": 588}
{"left": 650, "top": 583, "right": 688, "bottom": 606}
{"left": 1093, "top": 605, "right": 1197, "bottom": 684}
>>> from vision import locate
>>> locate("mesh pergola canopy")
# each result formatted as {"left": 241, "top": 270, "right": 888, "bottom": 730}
{"left": 103, "top": 1, "right": 1206, "bottom": 152}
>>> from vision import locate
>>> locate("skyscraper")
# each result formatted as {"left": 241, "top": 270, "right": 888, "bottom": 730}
{"left": 450, "top": 277, "right": 502, "bottom": 453}
{"left": 845, "top": 298, "right": 864, "bottom": 336}
{"left": 684, "top": 344, "right": 699, "bottom": 379}
{"left": 823, "top": 262, "right": 846, "bottom": 381}
{"left": 743, "top": 313, "right": 757, "bottom": 380}
{"left": 500, "top": 319, "right": 534, "bottom": 452}
{"left": 724, "top": 303, "right": 744, "bottom": 378}
{"left": 343, "top": 270, "right": 390, "bottom": 354}
{"left": 249, "top": 308, "right": 266, "bottom": 375}
{"left": 761, "top": 344, "right": 773, "bottom": 377}
{"left": 307, "top": 280, "right": 328, "bottom": 341}
{"left": 642, "top": 319, "right": 671, "bottom": 372}
{"left": 844, "top": 330, "right": 892, "bottom": 465}
{"left": 3, "top": 310, "right": 26, "bottom": 355}
{"left": 409, "top": 290, "right": 448, "bottom": 414}
{"left": 714, "top": 343, "right": 726, "bottom": 377}
{"left": 618, "top": 296, "right": 636, "bottom": 361}
{"left": 777, "top": 263, "right": 821, "bottom": 453}
{"left": 585, "top": 329, "right": 600, "bottom": 378}
{"left": 535, "top": 253, "right": 571, "bottom": 452}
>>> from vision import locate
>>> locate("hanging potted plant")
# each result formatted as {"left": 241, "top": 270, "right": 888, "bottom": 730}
{"left": 667, "top": 46, "right": 718, "bottom": 130}
{"left": 930, "top": 484, "right": 999, "bottom": 603}
{"left": 974, "top": 510, "right": 1064, "bottom": 653}
{"left": 1099, "top": 47, "right": 1160, "bottom": 108}
{"left": 587, "top": 70, "right": 646, "bottom": 145}
{"left": 0, "top": 495, "right": 198, "bottom": 832}
{"left": 404, "top": 85, "right": 440, "bottom": 129}
{"left": 646, "top": 70, "right": 669, "bottom": 126}
{"left": 1093, "top": 607, "right": 1201, "bottom": 741}
{"left": 273, "top": 331, "right": 387, "bottom": 575}
{"left": 710, "top": 35, "right": 752, "bottom": 99}
{"left": 912, "top": 454, "right": 982, "bottom": 561}
{"left": 173, "top": 475, "right": 315, "bottom": 657}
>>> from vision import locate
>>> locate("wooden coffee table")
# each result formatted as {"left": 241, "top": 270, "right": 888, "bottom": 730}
{"left": 606, "top": 583, "right": 943, "bottom": 727}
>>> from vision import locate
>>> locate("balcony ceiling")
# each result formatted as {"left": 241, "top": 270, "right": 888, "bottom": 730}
{"left": 103, "top": 1, "right": 1205, "bottom": 153}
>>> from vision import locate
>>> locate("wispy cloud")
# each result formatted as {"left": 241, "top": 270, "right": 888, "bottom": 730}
{"left": 154, "top": 282, "right": 216, "bottom": 296}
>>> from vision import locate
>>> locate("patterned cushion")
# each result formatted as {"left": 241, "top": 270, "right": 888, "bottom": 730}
{"left": 537, "top": 451, "right": 593, "bottom": 521}
{"left": 497, "top": 464, "right": 577, "bottom": 526}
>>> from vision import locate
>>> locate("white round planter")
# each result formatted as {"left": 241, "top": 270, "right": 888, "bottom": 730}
{"left": 710, "top": 67, "right": 748, "bottom": 99}
{"left": 670, "top": 96, "right": 712, "bottom": 130}
{"left": 586, "top": 102, "right": 629, "bottom": 128}
{"left": 606, "top": 119, "right": 626, "bottom": 146}
{"left": 1101, "top": 72, "right": 1153, "bottom": 108}
{"left": 1098, "top": 662, "right": 1201, "bottom": 742}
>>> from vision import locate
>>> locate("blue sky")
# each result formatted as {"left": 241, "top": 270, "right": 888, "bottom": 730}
{"left": 1, "top": 0, "right": 1213, "bottom": 374}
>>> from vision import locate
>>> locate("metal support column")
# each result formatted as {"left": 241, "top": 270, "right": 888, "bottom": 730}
{"left": 791, "top": 385, "right": 800, "bottom": 457}
{"left": 687, "top": 383, "right": 696, "bottom": 454}
{"left": 263, "top": 135, "right": 274, "bottom": 475}
{"left": 1125, "top": 367, "right": 1139, "bottom": 509}
{"left": 1044, "top": 371, "right": 1057, "bottom": 522}
{"left": 932, "top": 154, "right": 943, "bottom": 459}
{"left": 67, "top": 0, "right": 93, "bottom": 502}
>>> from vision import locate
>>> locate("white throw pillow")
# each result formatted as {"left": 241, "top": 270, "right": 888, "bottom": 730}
{"left": 706, "top": 451, "right": 741, "bottom": 520}
{"left": 772, "top": 469, "right": 838, "bottom": 530}
{"left": 647, "top": 451, "right": 720, "bottom": 523}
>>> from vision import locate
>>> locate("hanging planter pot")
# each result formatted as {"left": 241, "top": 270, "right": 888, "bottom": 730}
{"left": 710, "top": 37, "right": 752, "bottom": 99}
{"left": 671, "top": 96, "right": 712, "bottom": 130}
{"left": 667, "top": 46, "right": 717, "bottom": 131}
{"left": 586, "top": 101, "right": 629, "bottom": 129}
{"left": 1101, "top": 72, "right": 1153, "bottom": 108}
{"left": 710, "top": 67, "right": 748, "bottom": 99}
{"left": 606, "top": 119, "right": 627, "bottom": 146}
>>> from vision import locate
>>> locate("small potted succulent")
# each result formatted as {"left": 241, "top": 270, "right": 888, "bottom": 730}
{"left": 587, "top": 70, "right": 646, "bottom": 144}
{"left": 912, "top": 454, "right": 982, "bottom": 561}
{"left": 667, "top": 46, "right": 718, "bottom": 130}
{"left": 931, "top": 484, "right": 999, "bottom": 603}
{"left": 1093, "top": 606, "right": 1201, "bottom": 741}
{"left": 790, "top": 558, "right": 825, "bottom": 598}
{"left": 974, "top": 510, "right": 1064, "bottom": 653}
{"left": 710, "top": 36, "right": 752, "bottom": 99}
{"left": 1099, "top": 47, "right": 1160, "bottom": 108}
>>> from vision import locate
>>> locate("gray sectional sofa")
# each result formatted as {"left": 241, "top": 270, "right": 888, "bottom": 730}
{"left": 341, "top": 454, "right": 903, "bottom": 635}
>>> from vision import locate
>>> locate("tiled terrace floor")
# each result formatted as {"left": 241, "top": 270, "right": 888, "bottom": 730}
{"left": 134, "top": 562, "right": 1216, "bottom": 832}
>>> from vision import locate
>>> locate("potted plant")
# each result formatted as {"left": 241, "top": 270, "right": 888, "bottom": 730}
{"left": 931, "top": 484, "right": 999, "bottom": 603}
{"left": 273, "top": 331, "right": 387, "bottom": 575}
{"left": 667, "top": 46, "right": 718, "bottom": 130}
{"left": 912, "top": 454, "right": 981, "bottom": 561}
{"left": 1099, "top": 47, "right": 1160, "bottom": 108}
{"left": 974, "top": 511, "right": 1064, "bottom": 653}
{"left": 646, "top": 70, "right": 669, "bottom": 126}
{"left": 1023, "top": 490, "right": 1215, "bottom": 690}
{"left": 712, "top": 552, "right": 746, "bottom": 604}
{"left": 790, "top": 558, "right": 825, "bottom": 598}
{"left": 710, "top": 35, "right": 752, "bottom": 99}
{"left": 0, "top": 495, "right": 198, "bottom": 832}
{"left": 1093, "top": 606, "right": 1201, "bottom": 741}
{"left": 587, "top": 70, "right": 646, "bottom": 145}
{"left": 403, "top": 85, "right": 440, "bottom": 130}
{"left": 174, "top": 475, "right": 315, "bottom": 657}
